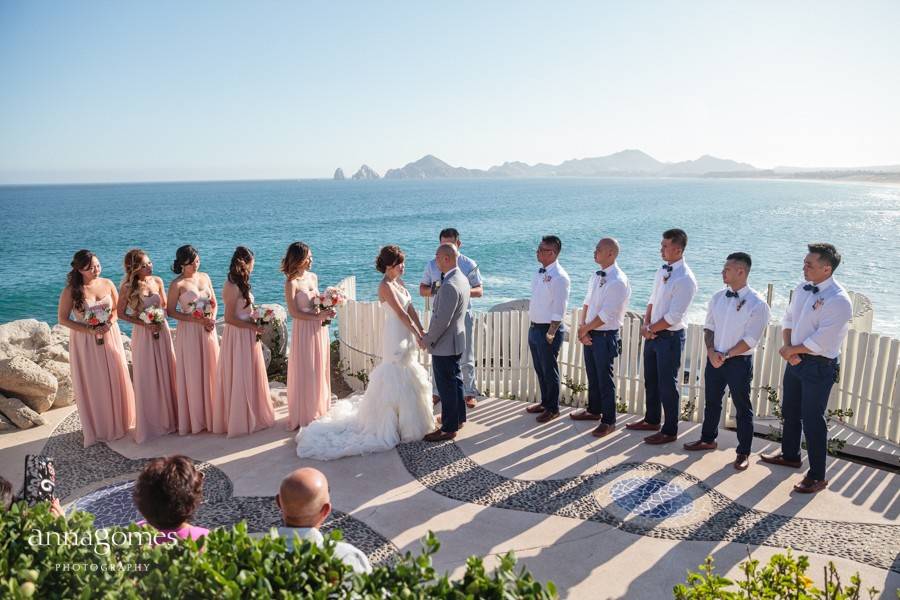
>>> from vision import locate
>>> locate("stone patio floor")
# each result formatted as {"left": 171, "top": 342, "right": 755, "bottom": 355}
{"left": 2, "top": 398, "right": 899, "bottom": 599}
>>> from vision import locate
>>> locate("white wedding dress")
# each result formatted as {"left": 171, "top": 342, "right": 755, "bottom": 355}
{"left": 295, "top": 286, "right": 435, "bottom": 460}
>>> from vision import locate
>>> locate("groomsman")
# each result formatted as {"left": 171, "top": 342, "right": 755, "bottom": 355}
{"left": 420, "top": 228, "right": 484, "bottom": 409}
{"left": 761, "top": 243, "right": 852, "bottom": 494}
{"left": 626, "top": 228, "right": 697, "bottom": 444}
{"left": 525, "top": 235, "right": 571, "bottom": 423}
{"left": 572, "top": 238, "right": 631, "bottom": 438}
{"left": 683, "top": 252, "right": 770, "bottom": 470}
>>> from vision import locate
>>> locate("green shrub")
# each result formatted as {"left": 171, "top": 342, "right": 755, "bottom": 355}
{"left": 1, "top": 502, "right": 557, "bottom": 599}
{"left": 674, "top": 550, "right": 881, "bottom": 599}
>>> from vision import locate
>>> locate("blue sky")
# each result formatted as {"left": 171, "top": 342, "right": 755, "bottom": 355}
{"left": 1, "top": 1, "right": 899, "bottom": 183}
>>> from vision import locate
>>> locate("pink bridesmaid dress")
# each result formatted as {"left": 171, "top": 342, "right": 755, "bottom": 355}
{"left": 213, "top": 292, "right": 274, "bottom": 437}
{"left": 69, "top": 296, "right": 136, "bottom": 447}
{"left": 131, "top": 293, "right": 178, "bottom": 443}
{"left": 287, "top": 284, "right": 331, "bottom": 430}
{"left": 174, "top": 289, "right": 220, "bottom": 434}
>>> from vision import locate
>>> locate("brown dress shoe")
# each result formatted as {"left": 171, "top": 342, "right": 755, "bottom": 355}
{"left": 432, "top": 395, "right": 441, "bottom": 405}
{"left": 625, "top": 420, "right": 661, "bottom": 431}
{"left": 644, "top": 432, "right": 677, "bottom": 445}
{"left": 759, "top": 453, "right": 802, "bottom": 469}
{"left": 683, "top": 440, "right": 717, "bottom": 451}
{"left": 733, "top": 454, "right": 750, "bottom": 471}
{"left": 536, "top": 410, "right": 560, "bottom": 423}
{"left": 570, "top": 410, "right": 602, "bottom": 421}
{"left": 793, "top": 477, "right": 828, "bottom": 494}
{"left": 423, "top": 429, "right": 457, "bottom": 442}
{"left": 465, "top": 396, "right": 477, "bottom": 408}
{"left": 525, "top": 403, "right": 545, "bottom": 414}
{"left": 591, "top": 423, "right": 616, "bottom": 438}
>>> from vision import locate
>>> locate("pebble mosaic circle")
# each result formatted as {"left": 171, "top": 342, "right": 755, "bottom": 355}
{"left": 68, "top": 480, "right": 141, "bottom": 528}
{"left": 609, "top": 477, "right": 693, "bottom": 519}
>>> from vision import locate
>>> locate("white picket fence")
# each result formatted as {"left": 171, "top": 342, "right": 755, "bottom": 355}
{"left": 334, "top": 277, "right": 900, "bottom": 445}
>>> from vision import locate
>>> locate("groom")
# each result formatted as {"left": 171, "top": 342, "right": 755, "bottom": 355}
{"left": 421, "top": 243, "right": 471, "bottom": 441}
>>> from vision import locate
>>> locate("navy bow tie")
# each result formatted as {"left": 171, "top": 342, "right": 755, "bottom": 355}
{"left": 596, "top": 270, "right": 606, "bottom": 277}
{"left": 440, "top": 272, "right": 445, "bottom": 281}
{"left": 725, "top": 290, "right": 739, "bottom": 298}
{"left": 662, "top": 264, "right": 673, "bottom": 272}
{"left": 803, "top": 284, "right": 819, "bottom": 293}
{"left": 538, "top": 267, "right": 546, "bottom": 274}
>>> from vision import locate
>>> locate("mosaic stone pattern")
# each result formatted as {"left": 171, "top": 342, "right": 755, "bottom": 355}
{"left": 396, "top": 440, "right": 900, "bottom": 574}
{"left": 43, "top": 412, "right": 399, "bottom": 565}
{"left": 609, "top": 477, "right": 694, "bottom": 519}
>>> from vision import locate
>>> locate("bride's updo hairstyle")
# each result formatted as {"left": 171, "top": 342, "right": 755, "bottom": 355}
{"left": 375, "top": 245, "right": 404, "bottom": 273}
{"left": 228, "top": 246, "right": 254, "bottom": 308}
{"left": 280, "top": 242, "right": 310, "bottom": 280}
{"left": 172, "top": 245, "right": 199, "bottom": 275}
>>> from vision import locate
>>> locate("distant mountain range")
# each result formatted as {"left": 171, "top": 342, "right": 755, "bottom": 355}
{"left": 334, "top": 150, "right": 758, "bottom": 180}
{"left": 333, "top": 151, "right": 900, "bottom": 183}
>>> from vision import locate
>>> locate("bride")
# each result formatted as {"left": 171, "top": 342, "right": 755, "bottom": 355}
{"left": 295, "top": 245, "right": 435, "bottom": 460}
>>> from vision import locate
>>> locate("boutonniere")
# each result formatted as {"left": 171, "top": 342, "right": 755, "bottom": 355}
{"left": 543, "top": 275, "right": 552, "bottom": 283}
{"left": 662, "top": 272, "right": 671, "bottom": 284}
{"left": 813, "top": 298, "right": 825, "bottom": 311}
{"left": 736, "top": 299, "right": 747, "bottom": 312}
{"left": 598, "top": 277, "right": 606, "bottom": 288}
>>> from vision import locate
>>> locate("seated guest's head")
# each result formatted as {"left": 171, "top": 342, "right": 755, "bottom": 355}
{"left": 0, "top": 476, "right": 13, "bottom": 511}
{"left": 276, "top": 468, "right": 330, "bottom": 528}
{"left": 133, "top": 456, "right": 204, "bottom": 530}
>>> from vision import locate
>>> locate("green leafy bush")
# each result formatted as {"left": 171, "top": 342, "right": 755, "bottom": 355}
{"left": 674, "top": 550, "right": 880, "bottom": 599}
{"left": 1, "top": 502, "right": 557, "bottom": 599}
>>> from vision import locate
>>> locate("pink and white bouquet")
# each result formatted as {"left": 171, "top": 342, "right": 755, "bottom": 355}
{"left": 84, "top": 305, "right": 113, "bottom": 345}
{"left": 252, "top": 304, "right": 279, "bottom": 342}
{"left": 139, "top": 306, "right": 167, "bottom": 339}
{"left": 316, "top": 287, "right": 347, "bottom": 327}
{"left": 186, "top": 298, "right": 214, "bottom": 320}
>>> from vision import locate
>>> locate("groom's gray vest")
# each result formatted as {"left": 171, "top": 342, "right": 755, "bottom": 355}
{"left": 423, "top": 268, "right": 470, "bottom": 356}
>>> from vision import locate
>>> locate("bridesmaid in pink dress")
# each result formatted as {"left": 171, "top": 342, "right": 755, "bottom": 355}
{"left": 213, "top": 246, "right": 274, "bottom": 437}
{"left": 116, "top": 249, "right": 178, "bottom": 444}
{"left": 281, "top": 242, "right": 334, "bottom": 430}
{"left": 166, "top": 245, "right": 220, "bottom": 435}
{"left": 57, "top": 250, "right": 135, "bottom": 447}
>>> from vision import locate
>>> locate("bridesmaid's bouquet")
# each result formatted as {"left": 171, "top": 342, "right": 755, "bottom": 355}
{"left": 139, "top": 306, "right": 167, "bottom": 339}
{"left": 316, "top": 287, "right": 347, "bottom": 327}
{"left": 84, "top": 305, "right": 112, "bottom": 345}
{"left": 186, "top": 298, "right": 214, "bottom": 320}
{"left": 252, "top": 305, "right": 278, "bottom": 342}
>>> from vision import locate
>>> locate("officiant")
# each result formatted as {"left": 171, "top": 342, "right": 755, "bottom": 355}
{"left": 420, "top": 228, "right": 483, "bottom": 409}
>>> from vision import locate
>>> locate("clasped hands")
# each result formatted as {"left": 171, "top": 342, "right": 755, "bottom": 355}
{"left": 640, "top": 322, "right": 657, "bottom": 341}
{"left": 779, "top": 344, "right": 802, "bottom": 366}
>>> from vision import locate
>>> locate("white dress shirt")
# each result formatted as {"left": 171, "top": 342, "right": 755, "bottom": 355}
{"left": 529, "top": 260, "right": 570, "bottom": 324}
{"left": 648, "top": 259, "right": 698, "bottom": 331}
{"left": 782, "top": 277, "right": 852, "bottom": 359}
{"left": 704, "top": 285, "right": 771, "bottom": 355}
{"left": 273, "top": 526, "right": 373, "bottom": 573}
{"left": 582, "top": 262, "right": 631, "bottom": 331}
{"left": 422, "top": 253, "right": 482, "bottom": 313}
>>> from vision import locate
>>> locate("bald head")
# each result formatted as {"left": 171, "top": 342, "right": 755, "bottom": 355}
{"left": 277, "top": 468, "right": 331, "bottom": 527}
{"left": 435, "top": 243, "right": 459, "bottom": 273}
{"left": 594, "top": 237, "right": 620, "bottom": 268}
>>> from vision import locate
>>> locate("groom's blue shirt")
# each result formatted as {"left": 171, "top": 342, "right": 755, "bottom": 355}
{"left": 422, "top": 254, "right": 482, "bottom": 313}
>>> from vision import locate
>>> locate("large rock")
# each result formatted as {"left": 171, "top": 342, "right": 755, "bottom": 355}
{"left": 0, "top": 319, "right": 52, "bottom": 359}
{"left": 49, "top": 324, "right": 70, "bottom": 350}
{"left": 0, "top": 393, "right": 46, "bottom": 429}
{"left": 269, "top": 381, "right": 288, "bottom": 408}
{"left": 0, "top": 355, "right": 58, "bottom": 413}
{"left": 39, "top": 360, "right": 74, "bottom": 407}
{"left": 35, "top": 344, "right": 69, "bottom": 365}
{"left": 0, "top": 412, "right": 14, "bottom": 431}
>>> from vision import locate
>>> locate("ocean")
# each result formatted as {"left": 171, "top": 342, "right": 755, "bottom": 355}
{"left": 1, "top": 177, "right": 898, "bottom": 337}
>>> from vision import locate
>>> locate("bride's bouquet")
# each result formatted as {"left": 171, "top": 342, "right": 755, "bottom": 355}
{"left": 252, "top": 304, "right": 279, "bottom": 342}
{"left": 84, "top": 305, "right": 113, "bottom": 345}
{"left": 139, "top": 306, "right": 167, "bottom": 339}
{"left": 316, "top": 287, "right": 347, "bottom": 327}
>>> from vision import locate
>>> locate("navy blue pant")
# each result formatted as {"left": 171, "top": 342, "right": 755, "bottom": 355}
{"left": 583, "top": 330, "right": 619, "bottom": 425}
{"left": 642, "top": 330, "right": 685, "bottom": 436}
{"left": 528, "top": 324, "right": 564, "bottom": 412}
{"left": 781, "top": 358, "right": 837, "bottom": 481}
{"left": 432, "top": 354, "right": 465, "bottom": 433}
{"left": 701, "top": 356, "right": 754, "bottom": 455}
